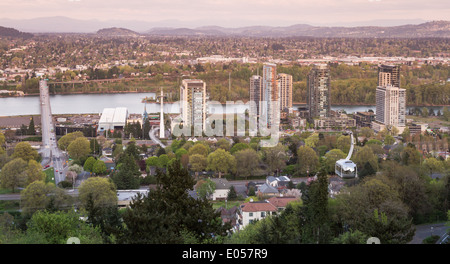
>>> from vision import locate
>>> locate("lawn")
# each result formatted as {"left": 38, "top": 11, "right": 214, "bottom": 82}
{"left": 0, "top": 200, "right": 20, "bottom": 213}
{"left": 0, "top": 188, "right": 13, "bottom": 195}
{"left": 211, "top": 200, "right": 242, "bottom": 210}
{"left": 44, "top": 167, "right": 55, "bottom": 184}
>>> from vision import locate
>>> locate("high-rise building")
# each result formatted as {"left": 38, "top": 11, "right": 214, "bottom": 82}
{"left": 277, "top": 73, "right": 293, "bottom": 112}
{"left": 375, "top": 85, "right": 406, "bottom": 127}
{"left": 307, "top": 64, "right": 331, "bottom": 118}
{"left": 249, "top": 75, "right": 262, "bottom": 119}
{"left": 180, "top": 79, "right": 207, "bottom": 132}
{"left": 378, "top": 64, "right": 400, "bottom": 87}
{"left": 261, "top": 63, "right": 279, "bottom": 128}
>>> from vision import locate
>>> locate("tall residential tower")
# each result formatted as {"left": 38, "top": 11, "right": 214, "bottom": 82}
{"left": 180, "top": 79, "right": 207, "bottom": 133}
{"left": 307, "top": 64, "right": 331, "bottom": 118}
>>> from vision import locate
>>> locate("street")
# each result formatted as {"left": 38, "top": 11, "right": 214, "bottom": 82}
{"left": 39, "top": 80, "right": 68, "bottom": 185}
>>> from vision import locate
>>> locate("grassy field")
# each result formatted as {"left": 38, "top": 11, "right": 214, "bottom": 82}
{"left": 211, "top": 200, "right": 243, "bottom": 210}
{"left": 0, "top": 200, "right": 20, "bottom": 213}
{"left": 44, "top": 167, "right": 55, "bottom": 184}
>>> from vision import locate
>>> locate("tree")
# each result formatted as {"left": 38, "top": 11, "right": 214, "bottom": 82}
{"left": 188, "top": 143, "right": 209, "bottom": 157}
{"left": 228, "top": 186, "right": 237, "bottom": 200}
{"left": 175, "top": 148, "right": 188, "bottom": 159}
{"left": 263, "top": 144, "right": 287, "bottom": 176}
{"left": 0, "top": 158, "right": 27, "bottom": 192}
{"left": 324, "top": 149, "right": 346, "bottom": 174}
{"left": 353, "top": 145, "right": 378, "bottom": 173}
{"left": 360, "top": 127, "right": 374, "bottom": 139}
{"left": 68, "top": 164, "right": 82, "bottom": 174}
{"left": 25, "top": 159, "right": 46, "bottom": 185}
{"left": 58, "top": 131, "right": 84, "bottom": 151}
{"left": 27, "top": 117, "right": 36, "bottom": 135}
{"left": 119, "top": 160, "right": 230, "bottom": 244}
{"left": 305, "top": 133, "right": 319, "bottom": 148}
{"left": 297, "top": 146, "right": 319, "bottom": 176}
{"left": 230, "top": 143, "right": 250, "bottom": 154}
{"left": 12, "top": 142, "right": 39, "bottom": 162}
{"left": 234, "top": 148, "right": 261, "bottom": 180}
{"left": 83, "top": 156, "right": 97, "bottom": 173}
{"left": 189, "top": 154, "right": 207, "bottom": 178}
{"left": 21, "top": 181, "right": 70, "bottom": 215}
{"left": 90, "top": 138, "right": 101, "bottom": 155}
{"left": 112, "top": 153, "right": 141, "bottom": 189}
{"left": 26, "top": 210, "right": 103, "bottom": 244}
{"left": 423, "top": 157, "right": 443, "bottom": 176}
{"left": 216, "top": 138, "right": 231, "bottom": 151}
{"left": 93, "top": 160, "right": 107, "bottom": 175}
{"left": 67, "top": 137, "right": 91, "bottom": 161}
{"left": 196, "top": 179, "right": 216, "bottom": 199}
{"left": 337, "top": 135, "right": 351, "bottom": 154}
{"left": 78, "top": 177, "right": 117, "bottom": 209}
{"left": 384, "top": 135, "right": 395, "bottom": 145}
{"left": 301, "top": 161, "right": 331, "bottom": 243}
{"left": 207, "top": 148, "right": 236, "bottom": 178}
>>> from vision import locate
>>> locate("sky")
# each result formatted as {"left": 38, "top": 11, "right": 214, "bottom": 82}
{"left": 0, "top": 0, "right": 449, "bottom": 27}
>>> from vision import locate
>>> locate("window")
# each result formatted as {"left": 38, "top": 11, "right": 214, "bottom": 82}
{"left": 249, "top": 212, "right": 253, "bottom": 217}
{"left": 261, "top": 212, "right": 266, "bottom": 217}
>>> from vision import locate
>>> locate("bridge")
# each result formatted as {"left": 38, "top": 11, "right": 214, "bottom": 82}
{"left": 39, "top": 80, "right": 68, "bottom": 185}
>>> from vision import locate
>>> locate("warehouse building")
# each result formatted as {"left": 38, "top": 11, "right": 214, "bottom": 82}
{"left": 98, "top": 107, "right": 128, "bottom": 132}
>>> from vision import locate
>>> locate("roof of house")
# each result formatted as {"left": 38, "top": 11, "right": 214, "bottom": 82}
{"left": 258, "top": 183, "right": 279, "bottom": 194}
{"left": 211, "top": 178, "right": 231, "bottom": 190}
{"left": 267, "top": 196, "right": 299, "bottom": 208}
{"left": 240, "top": 201, "right": 277, "bottom": 213}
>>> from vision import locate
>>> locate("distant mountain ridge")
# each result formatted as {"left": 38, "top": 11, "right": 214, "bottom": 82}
{"left": 0, "top": 26, "right": 33, "bottom": 38}
{"left": 1, "top": 17, "right": 449, "bottom": 38}
{"left": 96, "top": 27, "right": 140, "bottom": 37}
{"left": 146, "top": 21, "right": 450, "bottom": 38}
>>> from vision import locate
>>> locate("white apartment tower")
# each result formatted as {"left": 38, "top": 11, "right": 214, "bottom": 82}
{"left": 180, "top": 79, "right": 207, "bottom": 134}
{"left": 277, "top": 73, "right": 293, "bottom": 111}
{"left": 375, "top": 85, "right": 406, "bottom": 127}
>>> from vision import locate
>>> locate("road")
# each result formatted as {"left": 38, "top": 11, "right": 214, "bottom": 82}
{"left": 409, "top": 222, "right": 449, "bottom": 244}
{"left": 39, "top": 80, "right": 68, "bottom": 185}
{"left": 149, "top": 127, "right": 166, "bottom": 148}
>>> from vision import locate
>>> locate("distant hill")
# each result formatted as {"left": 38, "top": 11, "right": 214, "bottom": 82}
{"left": 0, "top": 26, "right": 33, "bottom": 38}
{"left": 146, "top": 21, "right": 450, "bottom": 38}
{"left": 96, "top": 27, "right": 140, "bottom": 37}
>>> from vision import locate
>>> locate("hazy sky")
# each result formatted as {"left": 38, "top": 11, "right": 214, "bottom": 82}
{"left": 0, "top": 0, "right": 449, "bottom": 27}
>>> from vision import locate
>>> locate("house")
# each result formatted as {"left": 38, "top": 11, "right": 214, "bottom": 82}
{"left": 99, "top": 157, "right": 116, "bottom": 171}
{"left": 117, "top": 189, "right": 149, "bottom": 208}
{"left": 266, "top": 196, "right": 299, "bottom": 211}
{"left": 216, "top": 206, "right": 239, "bottom": 232}
{"left": 328, "top": 176, "right": 346, "bottom": 198}
{"left": 210, "top": 178, "right": 231, "bottom": 201}
{"left": 238, "top": 200, "right": 278, "bottom": 229}
{"left": 257, "top": 183, "right": 279, "bottom": 197}
{"left": 266, "top": 176, "right": 291, "bottom": 189}
{"left": 102, "top": 147, "right": 113, "bottom": 157}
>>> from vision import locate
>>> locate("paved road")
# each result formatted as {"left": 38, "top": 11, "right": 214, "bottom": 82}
{"left": 149, "top": 127, "right": 166, "bottom": 148}
{"left": 39, "top": 80, "right": 68, "bottom": 185}
{"left": 409, "top": 222, "right": 449, "bottom": 244}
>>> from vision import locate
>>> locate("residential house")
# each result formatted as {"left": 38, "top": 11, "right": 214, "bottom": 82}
{"left": 266, "top": 176, "right": 291, "bottom": 189}
{"left": 238, "top": 200, "right": 278, "bottom": 228}
{"left": 210, "top": 178, "right": 231, "bottom": 201}
{"left": 117, "top": 189, "right": 149, "bottom": 208}
{"left": 266, "top": 196, "right": 299, "bottom": 211}
{"left": 257, "top": 183, "right": 279, "bottom": 197}
{"left": 216, "top": 206, "right": 239, "bottom": 232}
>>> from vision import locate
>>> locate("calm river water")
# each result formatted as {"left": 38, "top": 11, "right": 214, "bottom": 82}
{"left": 0, "top": 92, "right": 445, "bottom": 116}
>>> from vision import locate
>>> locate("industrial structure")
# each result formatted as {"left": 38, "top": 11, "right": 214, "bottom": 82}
{"left": 98, "top": 107, "right": 128, "bottom": 132}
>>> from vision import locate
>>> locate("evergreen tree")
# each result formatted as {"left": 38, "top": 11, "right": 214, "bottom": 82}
{"left": 27, "top": 117, "right": 36, "bottom": 135}
{"left": 112, "top": 153, "right": 141, "bottom": 189}
{"left": 301, "top": 160, "right": 331, "bottom": 243}
{"left": 119, "top": 160, "right": 230, "bottom": 244}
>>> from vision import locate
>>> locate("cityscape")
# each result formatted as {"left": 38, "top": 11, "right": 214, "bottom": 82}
{"left": 0, "top": 1, "right": 449, "bottom": 253}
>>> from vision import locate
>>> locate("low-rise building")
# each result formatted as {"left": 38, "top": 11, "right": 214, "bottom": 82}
{"left": 210, "top": 178, "right": 231, "bottom": 201}
{"left": 238, "top": 200, "right": 278, "bottom": 228}
{"left": 354, "top": 111, "right": 375, "bottom": 128}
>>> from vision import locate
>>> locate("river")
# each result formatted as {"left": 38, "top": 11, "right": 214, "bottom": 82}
{"left": 0, "top": 92, "right": 445, "bottom": 116}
